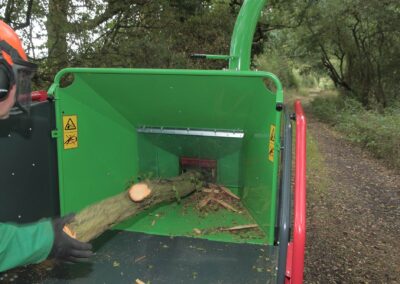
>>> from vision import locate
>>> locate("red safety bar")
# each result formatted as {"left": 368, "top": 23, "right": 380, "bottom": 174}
{"left": 31, "top": 90, "right": 48, "bottom": 102}
{"left": 286, "top": 100, "right": 307, "bottom": 284}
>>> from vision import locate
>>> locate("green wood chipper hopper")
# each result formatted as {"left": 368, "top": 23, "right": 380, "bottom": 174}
{"left": 21, "top": 0, "right": 307, "bottom": 283}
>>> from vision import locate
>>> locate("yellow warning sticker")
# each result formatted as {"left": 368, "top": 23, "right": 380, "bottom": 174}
{"left": 63, "top": 115, "right": 78, "bottom": 149}
{"left": 269, "top": 125, "right": 276, "bottom": 142}
{"left": 269, "top": 125, "right": 276, "bottom": 162}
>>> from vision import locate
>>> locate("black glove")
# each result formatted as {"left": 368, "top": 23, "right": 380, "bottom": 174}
{"left": 49, "top": 214, "right": 93, "bottom": 263}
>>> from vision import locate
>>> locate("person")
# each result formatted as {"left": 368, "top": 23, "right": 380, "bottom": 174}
{"left": 0, "top": 20, "right": 92, "bottom": 272}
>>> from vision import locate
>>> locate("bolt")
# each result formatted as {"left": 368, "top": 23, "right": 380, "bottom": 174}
{"left": 11, "top": 172, "right": 15, "bottom": 176}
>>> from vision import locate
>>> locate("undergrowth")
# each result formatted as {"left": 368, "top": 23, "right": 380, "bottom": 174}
{"left": 309, "top": 95, "right": 400, "bottom": 170}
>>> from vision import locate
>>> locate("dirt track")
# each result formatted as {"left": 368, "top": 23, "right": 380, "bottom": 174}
{"left": 304, "top": 119, "right": 400, "bottom": 283}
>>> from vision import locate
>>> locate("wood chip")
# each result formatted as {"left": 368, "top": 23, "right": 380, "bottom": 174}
{"left": 208, "top": 183, "right": 219, "bottom": 189}
{"left": 136, "top": 279, "right": 146, "bottom": 284}
{"left": 193, "top": 228, "right": 202, "bottom": 235}
{"left": 112, "top": 260, "right": 120, "bottom": 267}
{"left": 212, "top": 198, "right": 241, "bottom": 213}
{"left": 202, "top": 188, "right": 220, "bottom": 194}
{"left": 198, "top": 196, "right": 212, "bottom": 209}
{"left": 219, "top": 186, "right": 240, "bottom": 200}
{"left": 221, "top": 224, "right": 258, "bottom": 231}
{"left": 134, "top": 255, "right": 146, "bottom": 263}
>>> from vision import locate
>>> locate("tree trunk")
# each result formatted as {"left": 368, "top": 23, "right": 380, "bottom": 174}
{"left": 65, "top": 171, "right": 204, "bottom": 242}
{"left": 46, "top": 0, "right": 69, "bottom": 72}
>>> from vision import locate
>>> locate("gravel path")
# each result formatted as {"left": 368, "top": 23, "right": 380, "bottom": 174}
{"left": 304, "top": 120, "right": 400, "bottom": 283}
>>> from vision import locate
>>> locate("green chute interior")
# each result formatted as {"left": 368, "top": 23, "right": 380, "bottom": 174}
{"left": 53, "top": 69, "right": 282, "bottom": 245}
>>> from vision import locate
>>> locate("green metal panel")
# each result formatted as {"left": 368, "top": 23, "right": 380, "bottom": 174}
{"left": 51, "top": 68, "right": 283, "bottom": 245}
{"left": 229, "top": 0, "right": 267, "bottom": 70}
{"left": 116, "top": 196, "right": 269, "bottom": 245}
{"left": 137, "top": 133, "right": 242, "bottom": 184}
{"left": 51, "top": 76, "right": 138, "bottom": 214}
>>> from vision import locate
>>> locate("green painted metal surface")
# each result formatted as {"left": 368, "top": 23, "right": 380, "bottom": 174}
{"left": 51, "top": 68, "right": 283, "bottom": 245}
{"left": 116, "top": 191, "right": 269, "bottom": 245}
{"left": 137, "top": 133, "right": 242, "bottom": 186}
{"left": 229, "top": 0, "right": 267, "bottom": 70}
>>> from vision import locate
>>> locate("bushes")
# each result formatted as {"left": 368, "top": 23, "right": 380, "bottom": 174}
{"left": 310, "top": 95, "right": 400, "bottom": 169}
{"left": 254, "top": 53, "right": 299, "bottom": 89}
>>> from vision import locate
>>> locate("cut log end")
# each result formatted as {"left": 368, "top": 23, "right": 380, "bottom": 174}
{"left": 63, "top": 225, "right": 77, "bottom": 239}
{"left": 129, "top": 183, "right": 152, "bottom": 202}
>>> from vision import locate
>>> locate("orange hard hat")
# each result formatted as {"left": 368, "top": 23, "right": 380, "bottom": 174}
{"left": 0, "top": 20, "right": 28, "bottom": 65}
{"left": 0, "top": 20, "right": 37, "bottom": 113}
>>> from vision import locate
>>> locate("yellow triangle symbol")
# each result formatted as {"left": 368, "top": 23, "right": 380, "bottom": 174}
{"left": 65, "top": 118, "right": 77, "bottom": 130}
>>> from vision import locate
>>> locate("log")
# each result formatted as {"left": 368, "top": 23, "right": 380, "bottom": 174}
{"left": 64, "top": 171, "right": 204, "bottom": 242}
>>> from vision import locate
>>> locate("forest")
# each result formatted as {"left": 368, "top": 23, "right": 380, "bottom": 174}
{"left": 1, "top": 0, "right": 398, "bottom": 110}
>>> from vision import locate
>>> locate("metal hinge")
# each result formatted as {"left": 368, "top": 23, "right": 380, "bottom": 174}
{"left": 51, "top": 130, "right": 60, "bottom": 138}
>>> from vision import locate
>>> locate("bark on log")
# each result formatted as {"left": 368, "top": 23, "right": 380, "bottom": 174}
{"left": 65, "top": 171, "right": 203, "bottom": 242}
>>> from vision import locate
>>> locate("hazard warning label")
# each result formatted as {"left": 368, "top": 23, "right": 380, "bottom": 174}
{"left": 64, "top": 118, "right": 77, "bottom": 130}
{"left": 63, "top": 115, "right": 78, "bottom": 149}
{"left": 268, "top": 125, "right": 275, "bottom": 162}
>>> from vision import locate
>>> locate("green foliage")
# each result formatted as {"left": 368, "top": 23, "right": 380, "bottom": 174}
{"left": 2, "top": 0, "right": 399, "bottom": 109}
{"left": 266, "top": 0, "right": 400, "bottom": 109}
{"left": 310, "top": 95, "right": 400, "bottom": 169}
{"left": 315, "top": 0, "right": 400, "bottom": 108}
{"left": 2, "top": 0, "right": 239, "bottom": 89}
{"left": 254, "top": 52, "right": 299, "bottom": 89}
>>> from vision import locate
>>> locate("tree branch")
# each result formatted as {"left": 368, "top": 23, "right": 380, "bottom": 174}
{"left": 4, "top": 0, "right": 14, "bottom": 24}
{"left": 13, "top": 0, "right": 34, "bottom": 30}
{"left": 68, "top": 0, "right": 150, "bottom": 33}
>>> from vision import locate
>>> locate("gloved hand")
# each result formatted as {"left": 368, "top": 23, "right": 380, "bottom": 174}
{"left": 49, "top": 214, "right": 93, "bottom": 263}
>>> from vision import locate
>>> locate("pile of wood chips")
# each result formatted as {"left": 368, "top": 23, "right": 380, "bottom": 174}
{"left": 198, "top": 183, "right": 242, "bottom": 213}
{"left": 193, "top": 183, "right": 258, "bottom": 233}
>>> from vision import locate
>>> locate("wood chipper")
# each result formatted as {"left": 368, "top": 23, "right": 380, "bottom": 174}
{"left": 0, "top": 0, "right": 306, "bottom": 283}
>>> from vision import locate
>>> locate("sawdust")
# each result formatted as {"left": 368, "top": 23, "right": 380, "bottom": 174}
{"left": 1, "top": 260, "right": 56, "bottom": 283}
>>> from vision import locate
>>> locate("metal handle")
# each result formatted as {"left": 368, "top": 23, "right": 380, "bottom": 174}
{"left": 286, "top": 100, "right": 307, "bottom": 284}
{"left": 190, "top": 54, "right": 233, "bottom": 60}
{"left": 31, "top": 90, "right": 48, "bottom": 102}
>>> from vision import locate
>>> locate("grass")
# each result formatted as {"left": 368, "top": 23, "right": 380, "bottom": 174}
{"left": 285, "top": 88, "right": 332, "bottom": 194}
{"left": 306, "top": 131, "right": 331, "bottom": 194}
{"left": 308, "top": 95, "right": 400, "bottom": 170}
